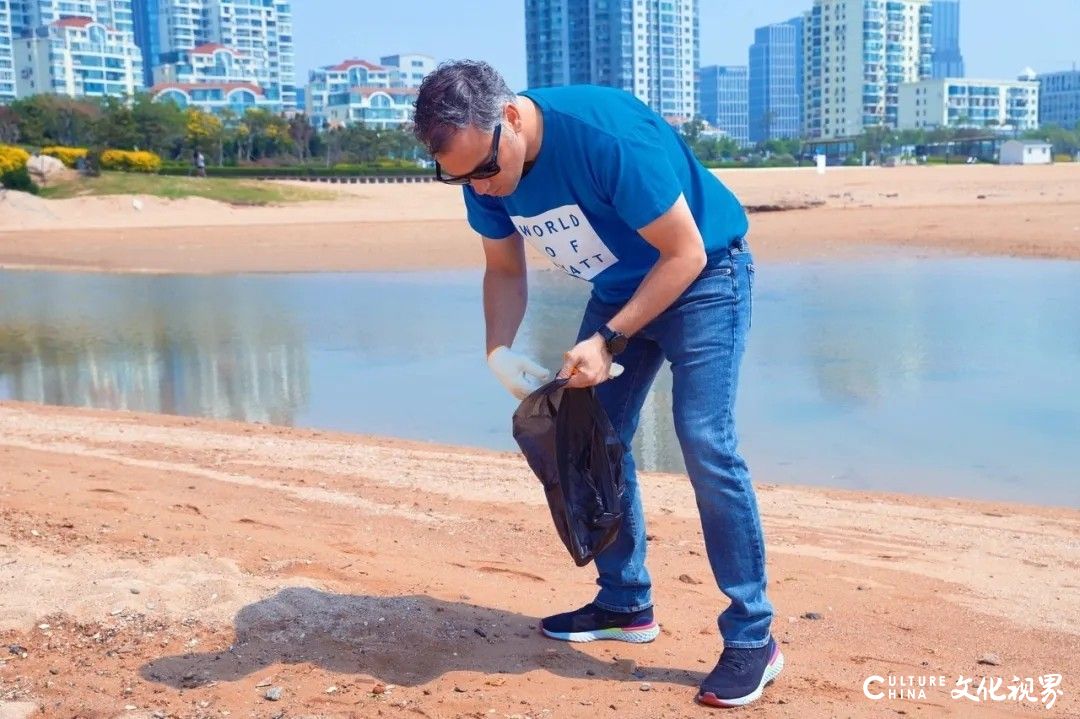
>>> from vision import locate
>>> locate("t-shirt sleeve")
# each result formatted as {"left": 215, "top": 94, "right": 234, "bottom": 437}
{"left": 590, "top": 119, "right": 682, "bottom": 231}
{"left": 462, "top": 186, "right": 517, "bottom": 239}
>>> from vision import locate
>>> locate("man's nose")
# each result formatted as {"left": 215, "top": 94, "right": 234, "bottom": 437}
{"left": 471, "top": 178, "right": 493, "bottom": 194}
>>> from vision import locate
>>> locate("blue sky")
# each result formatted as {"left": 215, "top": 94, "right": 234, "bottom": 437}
{"left": 293, "top": 1, "right": 1079, "bottom": 90}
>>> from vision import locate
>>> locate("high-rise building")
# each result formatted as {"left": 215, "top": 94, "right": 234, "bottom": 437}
{"left": 803, "top": 0, "right": 933, "bottom": 139}
{"left": 206, "top": 0, "right": 294, "bottom": 107}
{"left": 8, "top": 0, "right": 134, "bottom": 37}
{"left": 1037, "top": 70, "right": 1080, "bottom": 128}
{"left": 151, "top": 0, "right": 201, "bottom": 59}
{"left": 699, "top": 65, "right": 748, "bottom": 146}
{"left": 95, "top": 0, "right": 135, "bottom": 35}
{"left": 748, "top": 17, "right": 803, "bottom": 143}
{"left": 525, "top": 0, "right": 699, "bottom": 122}
{"left": 131, "top": 0, "right": 160, "bottom": 87}
{"left": 9, "top": 0, "right": 96, "bottom": 33}
{"left": 7, "top": 1, "right": 142, "bottom": 100}
{"left": 135, "top": 0, "right": 295, "bottom": 107}
{"left": 15, "top": 17, "right": 143, "bottom": 98}
{"left": 898, "top": 77, "right": 1039, "bottom": 130}
{"left": 930, "top": 0, "right": 963, "bottom": 79}
{"left": 0, "top": 3, "right": 15, "bottom": 102}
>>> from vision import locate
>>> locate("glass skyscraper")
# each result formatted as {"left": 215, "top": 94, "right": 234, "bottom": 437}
{"left": 931, "top": 0, "right": 964, "bottom": 78}
{"left": 1038, "top": 70, "right": 1080, "bottom": 129}
{"left": 699, "top": 65, "right": 748, "bottom": 146}
{"left": 748, "top": 17, "right": 803, "bottom": 143}
{"left": 132, "top": 0, "right": 160, "bottom": 87}
{"left": 525, "top": 0, "right": 699, "bottom": 121}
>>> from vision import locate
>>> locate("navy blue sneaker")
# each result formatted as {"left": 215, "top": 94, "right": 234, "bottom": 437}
{"left": 697, "top": 636, "right": 784, "bottom": 708}
{"left": 540, "top": 603, "right": 659, "bottom": 643}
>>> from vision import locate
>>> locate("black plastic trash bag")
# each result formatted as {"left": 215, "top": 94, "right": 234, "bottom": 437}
{"left": 512, "top": 378, "right": 625, "bottom": 567}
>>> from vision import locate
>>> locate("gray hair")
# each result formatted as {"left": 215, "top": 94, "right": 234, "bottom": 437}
{"left": 413, "top": 60, "right": 516, "bottom": 155}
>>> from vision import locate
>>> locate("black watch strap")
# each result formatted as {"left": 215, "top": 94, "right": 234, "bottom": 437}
{"left": 597, "top": 324, "right": 628, "bottom": 355}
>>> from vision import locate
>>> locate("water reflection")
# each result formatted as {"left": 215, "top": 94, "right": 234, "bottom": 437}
{"left": 1, "top": 259, "right": 1078, "bottom": 507}
{"left": 0, "top": 274, "right": 308, "bottom": 423}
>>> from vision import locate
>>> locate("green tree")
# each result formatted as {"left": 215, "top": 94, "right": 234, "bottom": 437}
{"left": 896, "top": 128, "right": 927, "bottom": 147}
{"left": 10, "top": 94, "right": 99, "bottom": 147}
{"left": 288, "top": 114, "right": 316, "bottom": 162}
{"left": 215, "top": 107, "right": 238, "bottom": 165}
{"left": 692, "top": 135, "right": 740, "bottom": 163}
{"left": 855, "top": 125, "right": 896, "bottom": 163}
{"left": 680, "top": 117, "right": 705, "bottom": 146}
{"left": 94, "top": 97, "right": 139, "bottom": 150}
{"left": 241, "top": 108, "right": 292, "bottom": 160}
{"left": 0, "top": 106, "right": 18, "bottom": 144}
{"left": 760, "top": 137, "right": 801, "bottom": 157}
{"left": 339, "top": 124, "right": 378, "bottom": 162}
{"left": 185, "top": 107, "right": 223, "bottom": 156}
{"left": 131, "top": 94, "right": 185, "bottom": 157}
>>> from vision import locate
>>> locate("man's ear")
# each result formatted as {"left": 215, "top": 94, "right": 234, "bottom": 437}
{"left": 505, "top": 101, "right": 523, "bottom": 132}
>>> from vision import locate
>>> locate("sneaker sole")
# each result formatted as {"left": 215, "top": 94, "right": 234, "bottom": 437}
{"left": 696, "top": 647, "right": 784, "bottom": 708}
{"left": 539, "top": 621, "right": 660, "bottom": 643}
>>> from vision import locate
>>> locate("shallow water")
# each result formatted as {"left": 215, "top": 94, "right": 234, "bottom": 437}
{"left": 1, "top": 258, "right": 1077, "bottom": 507}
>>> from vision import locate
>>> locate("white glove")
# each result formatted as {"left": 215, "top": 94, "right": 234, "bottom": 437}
{"left": 487, "top": 346, "right": 551, "bottom": 400}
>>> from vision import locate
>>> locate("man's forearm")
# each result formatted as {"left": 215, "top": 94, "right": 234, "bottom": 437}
{"left": 483, "top": 269, "right": 528, "bottom": 355}
{"left": 606, "top": 251, "right": 706, "bottom": 337}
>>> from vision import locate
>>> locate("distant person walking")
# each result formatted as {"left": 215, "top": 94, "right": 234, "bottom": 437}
{"left": 413, "top": 60, "right": 781, "bottom": 709}
{"left": 194, "top": 150, "right": 206, "bottom": 178}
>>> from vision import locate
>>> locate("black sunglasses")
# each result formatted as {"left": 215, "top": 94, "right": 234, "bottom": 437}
{"left": 435, "top": 123, "right": 502, "bottom": 185}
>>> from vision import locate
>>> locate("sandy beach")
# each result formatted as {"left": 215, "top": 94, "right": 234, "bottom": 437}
{"left": 1, "top": 164, "right": 1079, "bottom": 273}
{"left": 1, "top": 164, "right": 1078, "bottom": 717}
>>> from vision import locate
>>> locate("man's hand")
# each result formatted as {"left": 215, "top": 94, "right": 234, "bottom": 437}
{"left": 558, "top": 334, "right": 625, "bottom": 389}
{"left": 487, "top": 346, "right": 551, "bottom": 400}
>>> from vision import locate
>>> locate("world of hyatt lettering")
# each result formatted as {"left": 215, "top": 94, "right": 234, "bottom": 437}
{"left": 516, "top": 211, "right": 582, "bottom": 239}
{"left": 516, "top": 211, "right": 610, "bottom": 277}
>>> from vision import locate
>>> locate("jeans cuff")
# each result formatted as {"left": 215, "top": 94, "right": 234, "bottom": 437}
{"left": 593, "top": 598, "right": 653, "bottom": 614}
{"left": 723, "top": 637, "right": 771, "bottom": 650}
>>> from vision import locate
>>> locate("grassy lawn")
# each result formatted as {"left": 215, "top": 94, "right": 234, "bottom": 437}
{"left": 38, "top": 172, "right": 337, "bottom": 205}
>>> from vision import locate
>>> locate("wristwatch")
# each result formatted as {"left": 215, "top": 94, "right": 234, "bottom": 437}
{"left": 597, "top": 324, "right": 628, "bottom": 356}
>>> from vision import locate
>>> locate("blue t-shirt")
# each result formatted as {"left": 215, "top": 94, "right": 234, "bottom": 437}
{"left": 463, "top": 84, "right": 748, "bottom": 304}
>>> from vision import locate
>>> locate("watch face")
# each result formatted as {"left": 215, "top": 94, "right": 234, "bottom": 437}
{"left": 609, "top": 334, "right": 628, "bottom": 355}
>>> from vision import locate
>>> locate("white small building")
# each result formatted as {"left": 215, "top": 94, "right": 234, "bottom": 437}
{"left": 379, "top": 53, "right": 437, "bottom": 88}
{"left": 151, "top": 81, "right": 277, "bottom": 117}
{"left": 306, "top": 54, "right": 434, "bottom": 128}
{"left": 323, "top": 86, "right": 418, "bottom": 130}
{"left": 898, "top": 77, "right": 1040, "bottom": 131}
{"left": 999, "top": 139, "right": 1052, "bottom": 165}
{"left": 154, "top": 43, "right": 259, "bottom": 86}
{"left": 14, "top": 17, "right": 143, "bottom": 99}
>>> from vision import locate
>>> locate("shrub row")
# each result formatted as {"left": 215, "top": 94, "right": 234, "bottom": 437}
{"left": 42, "top": 146, "right": 89, "bottom": 168}
{"left": 100, "top": 150, "right": 162, "bottom": 173}
{"left": 0, "top": 145, "right": 30, "bottom": 173}
{"left": 158, "top": 164, "right": 430, "bottom": 178}
{"left": 0, "top": 145, "right": 36, "bottom": 193}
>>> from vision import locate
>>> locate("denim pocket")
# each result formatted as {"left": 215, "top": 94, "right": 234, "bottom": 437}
{"left": 679, "top": 263, "right": 737, "bottom": 309}
{"left": 697, "top": 264, "right": 734, "bottom": 280}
